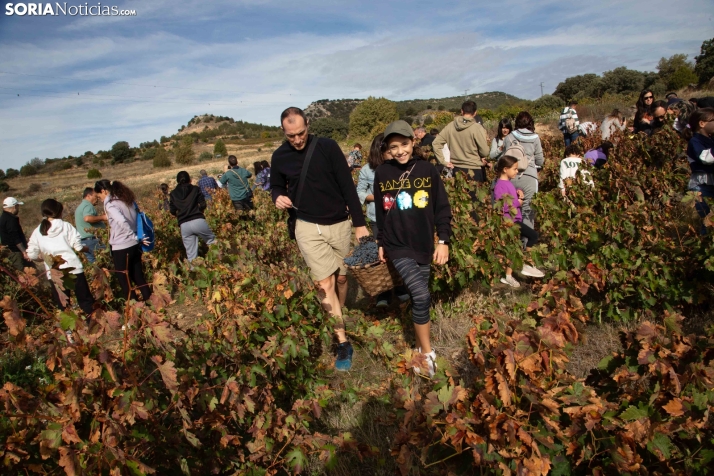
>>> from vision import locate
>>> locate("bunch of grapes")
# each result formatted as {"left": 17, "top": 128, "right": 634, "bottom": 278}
{"left": 344, "top": 235, "right": 379, "bottom": 267}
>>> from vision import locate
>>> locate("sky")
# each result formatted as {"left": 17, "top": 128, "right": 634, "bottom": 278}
{"left": 0, "top": 0, "right": 711, "bottom": 170}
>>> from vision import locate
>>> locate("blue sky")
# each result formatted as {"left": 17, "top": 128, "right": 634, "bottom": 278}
{"left": 0, "top": 0, "right": 711, "bottom": 169}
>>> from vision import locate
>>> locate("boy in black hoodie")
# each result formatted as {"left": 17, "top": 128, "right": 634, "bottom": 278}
{"left": 169, "top": 171, "right": 216, "bottom": 262}
{"left": 374, "top": 120, "right": 452, "bottom": 378}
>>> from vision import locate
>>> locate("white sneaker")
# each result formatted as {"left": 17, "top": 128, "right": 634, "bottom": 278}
{"left": 414, "top": 350, "right": 437, "bottom": 378}
{"left": 521, "top": 264, "right": 545, "bottom": 278}
{"left": 500, "top": 275, "right": 521, "bottom": 288}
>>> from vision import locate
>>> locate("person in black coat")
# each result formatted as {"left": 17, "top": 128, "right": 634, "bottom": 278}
{"left": 169, "top": 171, "right": 216, "bottom": 262}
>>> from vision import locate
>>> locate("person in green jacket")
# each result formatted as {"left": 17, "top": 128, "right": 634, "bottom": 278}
{"left": 432, "top": 100, "right": 490, "bottom": 183}
{"left": 220, "top": 155, "right": 253, "bottom": 210}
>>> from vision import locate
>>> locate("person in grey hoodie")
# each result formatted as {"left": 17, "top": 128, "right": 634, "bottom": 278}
{"left": 501, "top": 111, "right": 544, "bottom": 228}
{"left": 94, "top": 179, "right": 152, "bottom": 302}
{"left": 169, "top": 171, "right": 215, "bottom": 262}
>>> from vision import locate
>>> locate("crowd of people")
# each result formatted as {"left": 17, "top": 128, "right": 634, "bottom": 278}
{"left": 2, "top": 92, "right": 714, "bottom": 376}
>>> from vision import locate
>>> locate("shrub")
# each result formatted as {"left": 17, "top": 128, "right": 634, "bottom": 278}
{"left": 75, "top": 157, "right": 84, "bottom": 167}
{"left": 310, "top": 118, "right": 349, "bottom": 140}
{"left": 175, "top": 137, "right": 195, "bottom": 165}
{"left": 142, "top": 148, "right": 157, "bottom": 161}
{"left": 5, "top": 168, "right": 19, "bottom": 179}
{"left": 153, "top": 147, "right": 172, "bottom": 168}
{"left": 29, "top": 157, "right": 44, "bottom": 169}
{"left": 213, "top": 139, "right": 227, "bottom": 157}
{"left": 348, "top": 97, "right": 399, "bottom": 138}
{"left": 198, "top": 151, "right": 213, "bottom": 162}
{"left": 531, "top": 94, "right": 565, "bottom": 115}
{"left": 423, "top": 116, "right": 434, "bottom": 125}
{"left": 87, "top": 169, "right": 102, "bottom": 179}
{"left": 0, "top": 181, "right": 8, "bottom": 192}
{"left": 20, "top": 164, "right": 37, "bottom": 177}
{"left": 0, "top": 169, "right": 5, "bottom": 180}
{"left": 25, "top": 183, "right": 41, "bottom": 195}
{"left": 59, "top": 162, "right": 72, "bottom": 171}
{"left": 437, "top": 104, "right": 445, "bottom": 111}
{"left": 667, "top": 66, "right": 699, "bottom": 90}
{"left": 110, "top": 141, "right": 134, "bottom": 163}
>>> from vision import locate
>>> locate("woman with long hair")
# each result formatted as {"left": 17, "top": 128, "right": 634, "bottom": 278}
{"left": 601, "top": 109, "right": 627, "bottom": 140}
{"left": 489, "top": 118, "right": 513, "bottom": 161}
{"left": 501, "top": 111, "right": 544, "bottom": 228}
{"left": 356, "top": 133, "right": 409, "bottom": 308}
{"left": 26, "top": 199, "right": 96, "bottom": 317}
{"left": 634, "top": 89, "right": 655, "bottom": 134}
{"left": 94, "top": 179, "right": 152, "bottom": 302}
{"left": 170, "top": 171, "right": 215, "bottom": 262}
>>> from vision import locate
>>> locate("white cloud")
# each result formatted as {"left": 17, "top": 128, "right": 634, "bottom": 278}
{"left": 0, "top": 0, "right": 712, "bottom": 169}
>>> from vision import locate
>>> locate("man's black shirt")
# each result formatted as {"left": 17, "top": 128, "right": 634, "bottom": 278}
{"left": 270, "top": 135, "right": 366, "bottom": 227}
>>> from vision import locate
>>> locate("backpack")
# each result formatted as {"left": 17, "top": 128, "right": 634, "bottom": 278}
{"left": 564, "top": 108, "right": 578, "bottom": 134}
{"left": 134, "top": 203, "right": 155, "bottom": 252}
{"left": 505, "top": 140, "right": 530, "bottom": 172}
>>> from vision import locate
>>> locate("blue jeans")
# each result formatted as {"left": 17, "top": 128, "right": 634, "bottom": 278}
{"left": 80, "top": 236, "right": 104, "bottom": 263}
{"left": 564, "top": 132, "right": 579, "bottom": 146}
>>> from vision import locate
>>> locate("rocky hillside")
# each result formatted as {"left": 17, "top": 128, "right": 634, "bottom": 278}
{"left": 304, "top": 92, "right": 523, "bottom": 122}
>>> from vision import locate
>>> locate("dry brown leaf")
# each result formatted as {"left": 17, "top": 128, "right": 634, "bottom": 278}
{"left": 58, "top": 447, "right": 76, "bottom": 476}
{"left": 151, "top": 355, "right": 178, "bottom": 394}
{"left": 662, "top": 398, "right": 685, "bottom": 417}
{"left": 1, "top": 296, "right": 26, "bottom": 336}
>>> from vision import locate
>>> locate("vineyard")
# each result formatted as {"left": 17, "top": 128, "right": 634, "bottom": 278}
{"left": 2, "top": 126, "right": 714, "bottom": 475}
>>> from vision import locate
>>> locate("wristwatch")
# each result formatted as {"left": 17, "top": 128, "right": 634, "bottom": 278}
{"left": 438, "top": 240, "right": 449, "bottom": 245}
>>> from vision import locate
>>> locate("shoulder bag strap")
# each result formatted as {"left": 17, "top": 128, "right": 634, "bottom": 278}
{"left": 293, "top": 135, "right": 319, "bottom": 210}
{"left": 230, "top": 168, "right": 250, "bottom": 190}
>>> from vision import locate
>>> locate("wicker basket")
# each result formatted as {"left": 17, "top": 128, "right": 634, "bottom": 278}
{"left": 344, "top": 254, "right": 403, "bottom": 297}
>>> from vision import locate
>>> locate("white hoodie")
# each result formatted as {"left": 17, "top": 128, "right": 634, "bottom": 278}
{"left": 26, "top": 219, "right": 84, "bottom": 277}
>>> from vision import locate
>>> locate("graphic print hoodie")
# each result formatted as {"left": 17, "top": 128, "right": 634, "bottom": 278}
{"left": 374, "top": 158, "right": 452, "bottom": 264}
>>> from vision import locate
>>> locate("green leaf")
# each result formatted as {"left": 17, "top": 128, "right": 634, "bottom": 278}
{"left": 647, "top": 433, "right": 673, "bottom": 460}
{"left": 597, "top": 355, "right": 614, "bottom": 371}
{"left": 619, "top": 405, "right": 649, "bottom": 421}
{"left": 59, "top": 311, "right": 78, "bottom": 331}
{"left": 285, "top": 447, "right": 307, "bottom": 473}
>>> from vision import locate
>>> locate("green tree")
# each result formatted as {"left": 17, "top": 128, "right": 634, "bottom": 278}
{"left": 348, "top": 97, "right": 399, "bottom": 138}
{"left": 110, "top": 141, "right": 134, "bottom": 163}
{"left": 667, "top": 66, "right": 699, "bottom": 90}
{"left": 5, "top": 168, "right": 19, "bottom": 179}
{"left": 20, "top": 164, "right": 37, "bottom": 177}
{"left": 531, "top": 94, "right": 565, "bottom": 114}
{"left": 152, "top": 147, "right": 171, "bottom": 168}
{"left": 0, "top": 181, "right": 8, "bottom": 193}
{"left": 553, "top": 73, "right": 601, "bottom": 101}
{"left": 87, "top": 169, "right": 102, "bottom": 179}
{"left": 175, "top": 137, "right": 195, "bottom": 165}
{"left": 198, "top": 151, "right": 213, "bottom": 161}
{"left": 695, "top": 38, "right": 714, "bottom": 85}
{"left": 0, "top": 169, "right": 5, "bottom": 180}
{"left": 29, "top": 157, "right": 44, "bottom": 169}
{"left": 657, "top": 54, "right": 692, "bottom": 82}
{"left": 213, "top": 139, "right": 227, "bottom": 157}
{"left": 310, "top": 118, "right": 349, "bottom": 140}
{"left": 656, "top": 53, "right": 699, "bottom": 91}
{"left": 594, "top": 67, "right": 646, "bottom": 96}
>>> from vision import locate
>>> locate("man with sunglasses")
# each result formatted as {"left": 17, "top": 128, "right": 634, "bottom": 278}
{"left": 270, "top": 106, "right": 369, "bottom": 372}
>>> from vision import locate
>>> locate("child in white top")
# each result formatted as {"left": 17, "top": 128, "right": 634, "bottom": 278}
{"left": 26, "top": 199, "right": 96, "bottom": 317}
{"left": 559, "top": 144, "right": 594, "bottom": 197}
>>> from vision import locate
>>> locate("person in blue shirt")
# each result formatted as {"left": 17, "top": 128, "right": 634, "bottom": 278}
{"left": 197, "top": 169, "right": 219, "bottom": 201}
{"left": 685, "top": 108, "right": 714, "bottom": 234}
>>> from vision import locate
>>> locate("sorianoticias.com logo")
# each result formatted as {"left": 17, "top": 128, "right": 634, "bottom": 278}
{"left": 5, "top": 3, "right": 137, "bottom": 16}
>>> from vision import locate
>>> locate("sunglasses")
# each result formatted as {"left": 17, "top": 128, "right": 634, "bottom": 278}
{"left": 644, "top": 95, "right": 654, "bottom": 100}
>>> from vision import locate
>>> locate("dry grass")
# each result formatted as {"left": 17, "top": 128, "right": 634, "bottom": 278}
{"left": 3, "top": 142, "right": 277, "bottom": 229}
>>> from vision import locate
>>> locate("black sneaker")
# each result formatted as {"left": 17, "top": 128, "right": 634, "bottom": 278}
{"left": 335, "top": 341, "right": 353, "bottom": 371}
